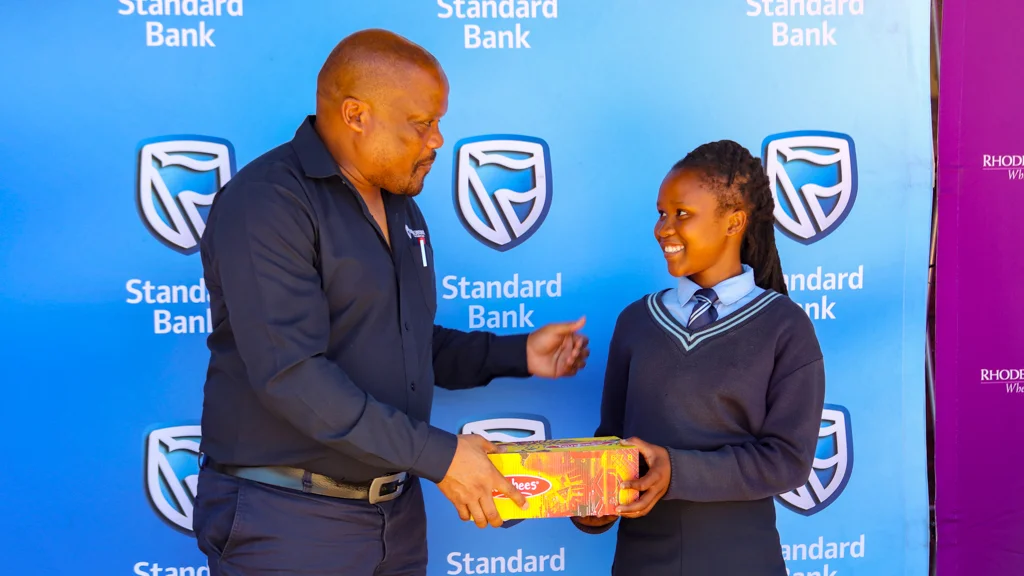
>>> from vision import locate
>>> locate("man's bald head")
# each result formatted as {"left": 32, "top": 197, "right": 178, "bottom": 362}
{"left": 313, "top": 29, "right": 448, "bottom": 198}
{"left": 316, "top": 29, "right": 444, "bottom": 109}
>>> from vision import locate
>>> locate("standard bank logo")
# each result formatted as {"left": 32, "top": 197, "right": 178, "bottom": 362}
{"left": 137, "top": 136, "right": 236, "bottom": 254}
{"left": 453, "top": 135, "right": 552, "bottom": 251}
{"left": 762, "top": 131, "right": 857, "bottom": 244}
{"left": 144, "top": 424, "right": 202, "bottom": 533}
{"left": 459, "top": 413, "right": 551, "bottom": 529}
{"left": 776, "top": 404, "right": 853, "bottom": 516}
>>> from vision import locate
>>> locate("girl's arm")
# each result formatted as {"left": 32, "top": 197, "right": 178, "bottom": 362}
{"left": 571, "top": 314, "right": 631, "bottom": 534}
{"left": 662, "top": 356, "right": 825, "bottom": 502}
{"left": 594, "top": 316, "right": 630, "bottom": 440}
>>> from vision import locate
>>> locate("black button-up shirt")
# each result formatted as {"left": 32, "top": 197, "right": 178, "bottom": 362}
{"left": 198, "top": 116, "right": 530, "bottom": 484}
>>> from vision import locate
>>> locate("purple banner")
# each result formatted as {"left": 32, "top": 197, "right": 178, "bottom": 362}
{"left": 935, "top": 0, "right": 1024, "bottom": 573}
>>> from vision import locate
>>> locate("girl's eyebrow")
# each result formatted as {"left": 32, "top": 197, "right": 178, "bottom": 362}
{"left": 662, "top": 199, "right": 697, "bottom": 210}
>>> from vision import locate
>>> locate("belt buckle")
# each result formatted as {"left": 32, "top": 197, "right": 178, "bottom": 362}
{"left": 368, "top": 472, "right": 407, "bottom": 504}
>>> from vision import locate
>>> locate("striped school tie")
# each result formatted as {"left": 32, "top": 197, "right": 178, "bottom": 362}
{"left": 687, "top": 288, "right": 720, "bottom": 329}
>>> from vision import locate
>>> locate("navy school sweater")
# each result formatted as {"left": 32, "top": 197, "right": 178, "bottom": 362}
{"left": 578, "top": 289, "right": 826, "bottom": 576}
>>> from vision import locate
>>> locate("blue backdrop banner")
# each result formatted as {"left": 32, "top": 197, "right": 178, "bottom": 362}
{"left": 0, "top": 2, "right": 933, "bottom": 575}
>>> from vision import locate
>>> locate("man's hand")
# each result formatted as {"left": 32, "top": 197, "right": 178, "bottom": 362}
{"left": 437, "top": 434, "right": 528, "bottom": 528}
{"left": 526, "top": 317, "right": 589, "bottom": 378}
{"left": 617, "top": 437, "right": 672, "bottom": 519}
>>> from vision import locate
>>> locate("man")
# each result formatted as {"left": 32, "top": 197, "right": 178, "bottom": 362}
{"left": 192, "top": 28, "right": 590, "bottom": 576}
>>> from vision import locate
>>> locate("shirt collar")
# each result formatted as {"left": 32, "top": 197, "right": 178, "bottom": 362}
{"left": 675, "top": 264, "right": 757, "bottom": 307}
{"left": 292, "top": 115, "right": 342, "bottom": 179}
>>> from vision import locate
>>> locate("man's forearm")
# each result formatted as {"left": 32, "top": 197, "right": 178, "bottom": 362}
{"left": 432, "top": 326, "right": 530, "bottom": 389}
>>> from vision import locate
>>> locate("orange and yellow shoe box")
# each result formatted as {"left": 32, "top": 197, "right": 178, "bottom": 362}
{"left": 487, "top": 437, "right": 640, "bottom": 520}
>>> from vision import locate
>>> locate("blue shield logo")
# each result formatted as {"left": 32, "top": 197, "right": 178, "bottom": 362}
{"left": 136, "top": 136, "right": 236, "bottom": 254}
{"left": 144, "top": 424, "right": 202, "bottom": 533}
{"left": 459, "top": 413, "right": 551, "bottom": 528}
{"left": 453, "top": 135, "right": 552, "bottom": 251}
{"left": 776, "top": 404, "right": 854, "bottom": 515}
{"left": 762, "top": 131, "right": 857, "bottom": 244}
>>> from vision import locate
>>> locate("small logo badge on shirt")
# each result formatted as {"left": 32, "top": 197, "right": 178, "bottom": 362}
{"left": 406, "top": 225, "right": 428, "bottom": 267}
{"left": 405, "top": 224, "right": 426, "bottom": 239}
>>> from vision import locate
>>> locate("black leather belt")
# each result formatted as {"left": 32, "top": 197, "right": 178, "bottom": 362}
{"left": 203, "top": 457, "right": 408, "bottom": 504}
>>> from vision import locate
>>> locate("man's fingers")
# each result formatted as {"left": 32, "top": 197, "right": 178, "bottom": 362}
{"left": 471, "top": 434, "right": 498, "bottom": 453}
{"left": 561, "top": 343, "right": 576, "bottom": 367}
{"left": 572, "top": 340, "right": 589, "bottom": 359}
{"left": 572, "top": 334, "right": 589, "bottom": 355}
{"left": 480, "top": 497, "right": 504, "bottom": 528}
{"left": 570, "top": 349, "right": 589, "bottom": 372}
{"left": 563, "top": 358, "right": 587, "bottom": 377}
{"left": 457, "top": 504, "right": 471, "bottom": 522}
{"left": 564, "top": 316, "right": 586, "bottom": 333}
{"left": 554, "top": 336, "right": 590, "bottom": 375}
{"left": 467, "top": 501, "right": 489, "bottom": 529}
{"left": 495, "top": 472, "right": 528, "bottom": 510}
{"left": 549, "top": 316, "right": 586, "bottom": 335}
{"left": 558, "top": 337, "right": 575, "bottom": 361}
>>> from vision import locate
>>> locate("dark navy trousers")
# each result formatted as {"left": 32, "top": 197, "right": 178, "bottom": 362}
{"left": 193, "top": 467, "right": 428, "bottom": 575}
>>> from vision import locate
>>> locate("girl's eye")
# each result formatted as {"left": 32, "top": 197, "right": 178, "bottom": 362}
{"left": 657, "top": 211, "right": 666, "bottom": 218}
{"left": 676, "top": 210, "right": 687, "bottom": 218}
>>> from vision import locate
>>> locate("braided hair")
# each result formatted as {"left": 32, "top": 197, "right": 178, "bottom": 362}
{"left": 672, "top": 140, "right": 788, "bottom": 295}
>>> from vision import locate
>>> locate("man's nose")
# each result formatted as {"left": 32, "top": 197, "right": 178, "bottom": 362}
{"left": 427, "top": 125, "right": 444, "bottom": 149}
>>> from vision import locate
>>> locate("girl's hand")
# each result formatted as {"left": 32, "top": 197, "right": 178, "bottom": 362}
{"left": 618, "top": 437, "right": 672, "bottom": 518}
{"left": 572, "top": 515, "right": 618, "bottom": 527}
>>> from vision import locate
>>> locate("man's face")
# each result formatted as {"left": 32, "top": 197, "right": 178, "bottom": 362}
{"left": 362, "top": 65, "right": 448, "bottom": 196}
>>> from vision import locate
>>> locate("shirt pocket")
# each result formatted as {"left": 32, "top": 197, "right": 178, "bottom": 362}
{"left": 407, "top": 240, "right": 436, "bottom": 319}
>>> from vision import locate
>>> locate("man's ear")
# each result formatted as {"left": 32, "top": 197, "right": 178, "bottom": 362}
{"left": 726, "top": 209, "right": 748, "bottom": 237}
{"left": 340, "top": 97, "right": 370, "bottom": 133}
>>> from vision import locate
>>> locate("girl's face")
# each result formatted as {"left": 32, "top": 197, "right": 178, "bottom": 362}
{"left": 654, "top": 168, "right": 745, "bottom": 284}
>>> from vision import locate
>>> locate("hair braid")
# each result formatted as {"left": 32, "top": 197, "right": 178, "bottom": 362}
{"left": 672, "top": 140, "right": 788, "bottom": 294}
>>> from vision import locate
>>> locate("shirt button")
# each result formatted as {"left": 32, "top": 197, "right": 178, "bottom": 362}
{"left": 410, "top": 381, "right": 416, "bottom": 391}
{"left": 404, "top": 322, "right": 410, "bottom": 331}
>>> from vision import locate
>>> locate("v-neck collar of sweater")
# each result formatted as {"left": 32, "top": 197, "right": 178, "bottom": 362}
{"left": 646, "top": 289, "right": 783, "bottom": 352}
